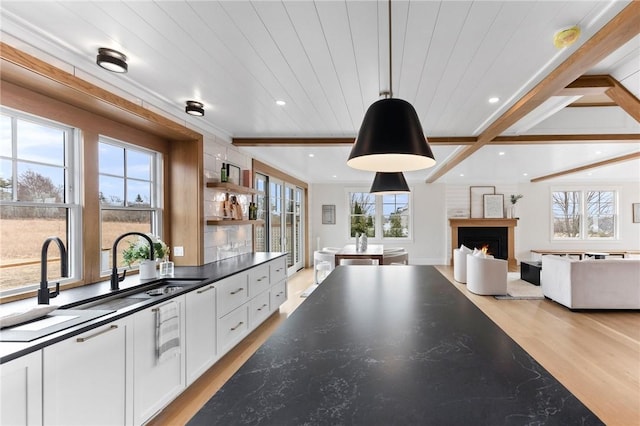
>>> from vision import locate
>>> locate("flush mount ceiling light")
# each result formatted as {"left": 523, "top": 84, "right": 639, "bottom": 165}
{"left": 553, "top": 25, "right": 581, "bottom": 49}
{"left": 369, "top": 172, "right": 410, "bottom": 194}
{"left": 185, "top": 100, "right": 205, "bottom": 116}
{"left": 96, "top": 48, "right": 128, "bottom": 73}
{"left": 347, "top": 0, "right": 435, "bottom": 172}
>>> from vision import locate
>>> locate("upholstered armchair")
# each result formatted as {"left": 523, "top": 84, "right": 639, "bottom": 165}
{"left": 314, "top": 250, "right": 336, "bottom": 284}
{"left": 466, "top": 254, "right": 508, "bottom": 295}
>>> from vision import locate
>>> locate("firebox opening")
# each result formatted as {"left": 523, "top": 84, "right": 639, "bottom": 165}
{"left": 458, "top": 227, "right": 508, "bottom": 260}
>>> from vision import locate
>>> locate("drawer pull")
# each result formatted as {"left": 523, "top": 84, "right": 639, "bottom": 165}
{"left": 230, "top": 321, "right": 244, "bottom": 331}
{"left": 257, "top": 303, "right": 268, "bottom": 311}
{"left": 257, "top": 276, "right": 268, "bottom": 282}
{"left": 76, "top": 325, "right": 118, "bottom": 342}
{"left": 197, "top": 285, "right": 215, "bottom": 294}
{"left": 230, "top": 287, "right": 244, "bottom": 295}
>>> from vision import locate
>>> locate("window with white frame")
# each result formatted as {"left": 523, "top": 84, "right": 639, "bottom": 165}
{"left": 0, "top": 109, "right": 80, "bottom": 295}
{"left": 98, "top": 137, "right": 163, "bottom": 271}
{"left": 348, "top": 191, "right": 411, "bottom": 239}
{"left": 551, "top": 189, "right": 617, "bottom": 240}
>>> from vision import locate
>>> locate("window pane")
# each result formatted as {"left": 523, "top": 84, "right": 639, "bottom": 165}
{"left": 101, "top": 210, "right": 152, "bottom": 269}
{"left": 16, "top": 163, "right": 64, "bottom": 203}
{"left": 127, "top": 149, "right": 151, "bottom": 180}
{"left": 552, "top": 191, "right": 581, "bottom": 238}
{"left": 99, "top": 175, "right": 125, "bottom": 206}
{"left": 1, "top": 115, "right": 11, "bottom": 157}
{"left": 99, "top": 142, "right": 124, "bottom": 176}
{"left": 350, "top": 192, "right": 375, "bottom": 237}
{"left": 0, "top": 205, "right": 68, "bottom": 293}
{"left": 16, "top": 119, "right": 65, "bottom": 166}
{"left": 586, "top": 191, "right": 615, "bottom": 238}
{"left": 127, "top": 179, "right": 151, "bottom": 206}
{"left": 0, "top": 159, "right": 12, "bottom": 201}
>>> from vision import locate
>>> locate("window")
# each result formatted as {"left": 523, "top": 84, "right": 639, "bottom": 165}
{"left": 0, "top": 109, "right": 79, "bottom": 295}
{"left": 348, "top": 191, "right": 411, "bottom": 239}
{"left": 552, "top": 189, "right": 617, "bottom": 240}
{"left": 99, "top": 137, "right": 162, "bottom": 271}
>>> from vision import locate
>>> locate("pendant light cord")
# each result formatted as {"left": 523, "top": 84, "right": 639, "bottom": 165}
{"left": 388, "top": 0, "right": 393, "bottom": 98}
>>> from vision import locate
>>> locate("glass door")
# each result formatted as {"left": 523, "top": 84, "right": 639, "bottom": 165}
{"left": 284, "top": 184, "right": 304, "bottom": 273}
{"left": 269, "top": 178, "right": 283, "bottom": 253}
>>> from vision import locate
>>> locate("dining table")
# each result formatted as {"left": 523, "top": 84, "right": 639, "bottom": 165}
{"left": 334, "top": 243, "right": 384, "bottom": 265}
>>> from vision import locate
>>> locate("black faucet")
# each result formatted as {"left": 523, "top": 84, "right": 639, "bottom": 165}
{"left": 38, "top": 237, "right": 68, "bottom": 305}
{"left": 110, "top": 232, "right": 155, "bottom": 291}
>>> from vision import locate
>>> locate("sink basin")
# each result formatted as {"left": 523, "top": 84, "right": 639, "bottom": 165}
{"left": 70, "top": 278, "right": 204, "bottom": 311}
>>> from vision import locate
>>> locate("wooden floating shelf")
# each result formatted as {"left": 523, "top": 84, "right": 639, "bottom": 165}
{"left": 206, "top": 181, "right": 258, "bottom": 195}
{"left": 206, "top": 219, "right": 265, "bottom": 226}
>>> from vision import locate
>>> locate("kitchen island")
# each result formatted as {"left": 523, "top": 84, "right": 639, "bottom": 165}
{"left": 190, "top": 265, "right": 601, "bottom": 425}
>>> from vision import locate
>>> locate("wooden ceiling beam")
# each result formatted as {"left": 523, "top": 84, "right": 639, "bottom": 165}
{"left": 490, "top": 133, "right": 640, "bottom": 144}
{"left": 605, "top": 78, "right": 640, "bottom": 122}
{"left": 530, "top": 151, "right": 640, "bottom": 182}
{"left": 425, "top": 2, "right": 640, "bottom": 184}
{"left": 232, "top": 136, "right": 477, "bottom": 147}
{"left": 557, "top": 75, "right": 614, "bottom": 96}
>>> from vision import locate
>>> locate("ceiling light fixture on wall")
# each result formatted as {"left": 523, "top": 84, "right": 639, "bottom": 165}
{"left": 185, "top": 101, "right": 205, "bottom": 116}
{"left": 347, "top": 0, "right": 435, "bottom": 172}
{"left": 96, "top": 48, "right": 128, "bottom": 73}
{"left": 369, "top": 172, "right": 410, "bottom": 194}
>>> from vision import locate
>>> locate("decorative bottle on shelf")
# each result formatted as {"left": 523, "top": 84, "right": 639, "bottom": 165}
{"left": 249, "top": 202, "right": 257, "bottom": 220}
{"left": 221, "top": 162, "right": 228, "bottom": 182}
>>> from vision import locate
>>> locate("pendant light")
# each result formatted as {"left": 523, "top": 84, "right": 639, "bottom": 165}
{"left": 347, "top": 0, "right": 435, "bottom": 172}
{"left": 370, "top": 172, "right": 410, "bottom": 194}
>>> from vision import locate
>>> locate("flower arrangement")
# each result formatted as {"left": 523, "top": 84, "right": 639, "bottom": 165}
{"left": 510, "top": 194, "right": 523, "bottom": 205}
{"left": 122, "top": 234, "right": 169, "bottom": 266}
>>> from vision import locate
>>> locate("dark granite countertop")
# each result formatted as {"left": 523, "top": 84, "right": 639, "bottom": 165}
{"left": 190, "top": 265, "right": 601, "bottom": 425}
{"left": 0, "top": 252, "right": 286, "bottom": 364}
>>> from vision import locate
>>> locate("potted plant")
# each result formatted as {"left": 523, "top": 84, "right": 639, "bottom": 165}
{"left": 122, "top": 234, "right": 169, "bottom": 279}
{"left": 509, "top": 194, "right": 523, "bottom": 219}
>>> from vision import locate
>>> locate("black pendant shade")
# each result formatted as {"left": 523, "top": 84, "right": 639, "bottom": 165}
{"left": 347, "top": 98, "right": 436, "bottom": 172}
{"left": 369, "top": 172, "right": 410, "bottom": 194}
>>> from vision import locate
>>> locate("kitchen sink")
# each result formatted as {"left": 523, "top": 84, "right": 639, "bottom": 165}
{"left": 69, "top": 278, "right": 204, "bottom": 311}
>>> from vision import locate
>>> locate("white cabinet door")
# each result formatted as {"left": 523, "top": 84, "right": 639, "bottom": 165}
{"left": 216, "top": 272, "right": 249, "bottom": 316}
{"left": 133, "top": 297, "right": 186, "bottom": 426}
{"left": 248, "top": 264, "right": 270, "bottom": 297}
{"left": 185, "top": 284, "right": 216, "bottom": 385}
{"left": 270, "top": 279, "right": 287, "bottom": 313}
{"left": 1, "top": 350, "right": 42, "bottom": 426}
{"left": 217, "top": 304, "right": 249, "bottom": 355}
{"left": 270, "top": 258, "right": 287, "bottom": 284}
{"left": 249, "top": 290, "right": 271, "bottom": 328}
{"left": 43, "top": 319, "right": 127, "bottom": 426}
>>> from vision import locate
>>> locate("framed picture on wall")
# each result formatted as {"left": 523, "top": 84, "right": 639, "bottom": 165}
{"left": 470, "top": 186, "right": 495, "bottom": 218}
{"left": 633, "top": 203, "right": 640, "bottom": 223}
{"left": 227, "top": 164, "right": 241, "bottom": 185}
{"left": 322, "top": 205, "right": 336, "bottom": 224}
{"left": 483, "top": 194, "right": 504, "bottom": 218}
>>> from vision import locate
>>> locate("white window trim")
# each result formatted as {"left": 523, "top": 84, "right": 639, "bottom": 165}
{"left": 345, "top": 187, "right": 414, "bottom": 242}
{"left": 0, "top": 108, "right": 81, "bottom": 296}
{"left": 550, "top": 186, "right": 620, "bottom": 241}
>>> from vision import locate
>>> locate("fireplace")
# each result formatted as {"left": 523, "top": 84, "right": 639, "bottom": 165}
{"left": 458, "top": 227, "right": 507, "bottom": 260}
{"left": 449, "top": 218, "right": 518, "bottom": 272}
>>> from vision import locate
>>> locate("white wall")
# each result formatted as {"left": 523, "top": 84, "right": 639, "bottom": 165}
{"left": 308, "top": 180, "right": 640, "bottom": 267}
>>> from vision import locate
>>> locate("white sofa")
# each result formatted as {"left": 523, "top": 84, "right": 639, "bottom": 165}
{"left": 541, "top": 255, "right": 640, "bottom": 309}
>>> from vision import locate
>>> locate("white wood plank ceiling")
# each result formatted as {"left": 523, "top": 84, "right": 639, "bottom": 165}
{"left": 1, "top": 1, "right": 638, "bottom": 184}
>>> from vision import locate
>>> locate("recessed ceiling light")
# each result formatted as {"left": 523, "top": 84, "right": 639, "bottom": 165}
{"left": 332, "top": 175, "right": 337, "bottom": 178}
{"left": 488, "top": 97, "right": 500, "bottom": 104}
{"left": 276, "top": 100, "right": 286, "bottom": 106}
{"left": 498, "top": 151, "right": 505, "bottom": 156}
{"left": 523, "top": 173, "right": 528, "bottom": 176}
{"left": 459, "top": 173, "right": 464, "bottom": 177}
{"left": 308, "top": 153, "right": 315, "bottom": 158}
{"left": 595, "top": 151, "right": 602, "bottom": 154}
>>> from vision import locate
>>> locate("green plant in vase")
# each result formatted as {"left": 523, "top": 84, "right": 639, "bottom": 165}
{"left": 510, "top": 194, "right": 523, "bottom": 219}
{"left": 122, "top": 234, "right": 169, "bottom": 267}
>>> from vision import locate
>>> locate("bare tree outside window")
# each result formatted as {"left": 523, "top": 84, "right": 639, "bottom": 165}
{"left": 586, "top": 191, "right": 615, "bottom": 238}
{"left": 552, "top": 191, "right": 581, "bottom": 238}
{"left": 552, "top": 190, "right": 617, "bottom": 239}
{"left": 350, "top": 192, "right": 375, "bottom": 237}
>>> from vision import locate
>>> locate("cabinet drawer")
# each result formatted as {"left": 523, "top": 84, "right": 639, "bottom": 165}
{"left": 217, "top": 305, "right": 249, "bottom": 354}
{"left": 249, "top": 291, "right": 271, "bottom": 327}
{"left": 270, "top": 258, "right": 287, "bottom": 284}
{"left": 216, "top": 273, "right": 249, "bottom": 317}
{"left": 248, "top": 264, "right": 270, "bottom": 297}
{"left": 270, "top": 280, "right": 287, "bottom": 312}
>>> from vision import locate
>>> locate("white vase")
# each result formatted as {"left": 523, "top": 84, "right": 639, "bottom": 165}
{"left": 139, "top": 259, "right": 158, "bottom": 280}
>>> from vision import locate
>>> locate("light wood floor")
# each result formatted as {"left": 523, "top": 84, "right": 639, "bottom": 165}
{"left": 149, "top": 266, "right": 640, "bottom": 425}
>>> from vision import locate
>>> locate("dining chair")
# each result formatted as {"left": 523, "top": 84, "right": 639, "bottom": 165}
{"left": 339, "top": 258, "right": 379, "bottom": 266}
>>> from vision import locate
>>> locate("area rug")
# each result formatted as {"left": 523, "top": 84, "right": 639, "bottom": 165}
{"left": 495, "top": 273, "right": 545, "bottom": 300}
